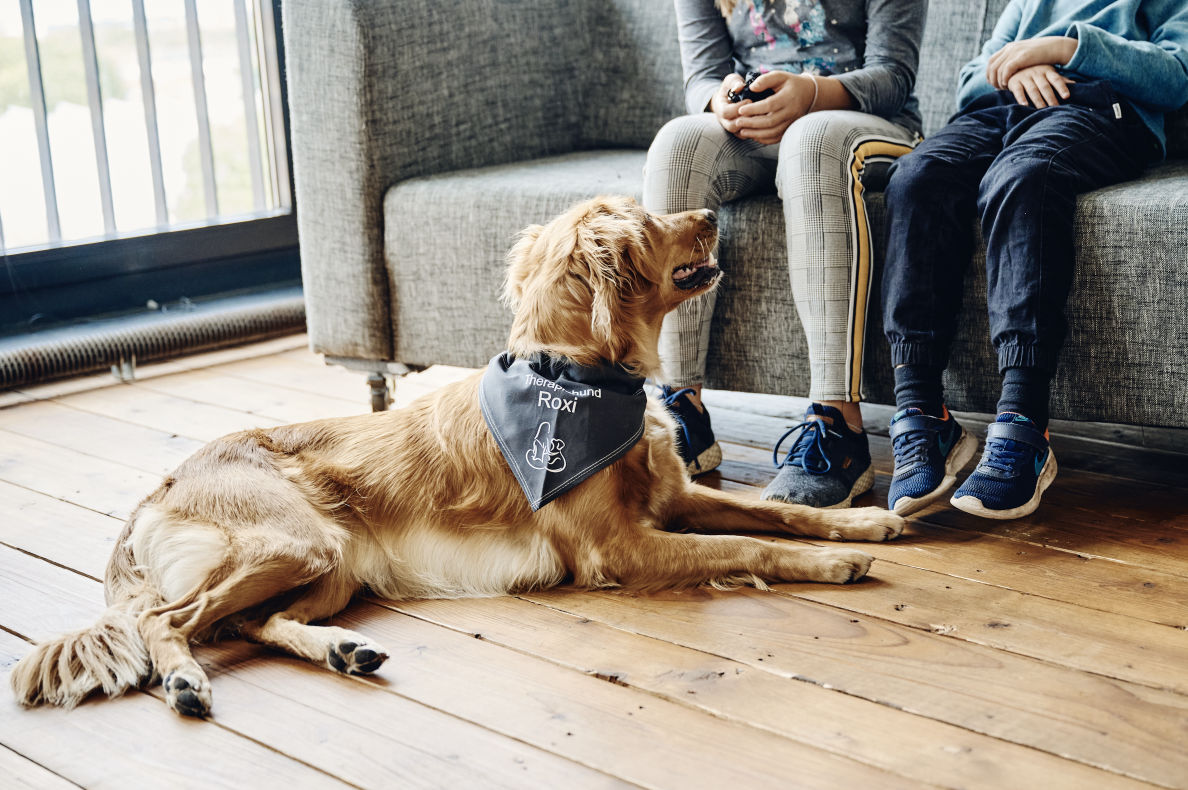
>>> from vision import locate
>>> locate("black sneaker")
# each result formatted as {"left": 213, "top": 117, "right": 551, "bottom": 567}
{"left": 761, "top": 404, "right": 873, "bottom": 509}
{"left": 660, "top": 386, "right": 722, "bottom": 475}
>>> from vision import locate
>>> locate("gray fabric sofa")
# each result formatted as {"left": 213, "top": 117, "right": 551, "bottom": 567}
{"left": 283, "top": 0, "right": 1188, "bottom": 426}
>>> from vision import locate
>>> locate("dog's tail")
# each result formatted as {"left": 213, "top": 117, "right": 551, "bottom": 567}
{"left": 9, "top": 523, "right": 157, "bottom": 709}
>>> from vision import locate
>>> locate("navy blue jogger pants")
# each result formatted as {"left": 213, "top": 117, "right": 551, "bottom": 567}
{"left": 881, "top": 80, "right": 1158, "bottom": 377}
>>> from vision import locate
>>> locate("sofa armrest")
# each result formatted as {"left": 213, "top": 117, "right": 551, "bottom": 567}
{"left": 283, "top": 0, "right": 585, "bottom": 360}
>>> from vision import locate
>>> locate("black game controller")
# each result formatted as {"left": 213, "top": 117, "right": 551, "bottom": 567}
{"left": 727, "top": 70, "right": 775, "bottom": 103}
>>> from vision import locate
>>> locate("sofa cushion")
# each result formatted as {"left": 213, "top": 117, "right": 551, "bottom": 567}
{"left": 384, "top": 151, "right": 650, "bottom": 368}
{"left": 385, "top": 152, "right": 1187, "bottom": 426}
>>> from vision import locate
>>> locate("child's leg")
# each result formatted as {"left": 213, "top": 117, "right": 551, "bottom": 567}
{"left": 776, "top": 110, "right": 918, "bottom": 420}
{"left": 761, "top": 110, "right": 918, "bottom": 509}
{"left": 882, "top": 108, "right": 1008, "bottom": 415}
{"left": 643, "top": 113, "right": 778, "bottom": 391}
{"left": 952, "top": 89, "right": 1154, "bottom": 519}
{"left": 643, "top": 113, "right": 778, "bottom": 474}
{"left": 974, "top": 96, "right": 1153, "bottom": 429}
{"left": 880, "top": 108, "right": 1006, "bottom": 515}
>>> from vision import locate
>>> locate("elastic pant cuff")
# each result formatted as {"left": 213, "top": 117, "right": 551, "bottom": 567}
{"left": 889, "top": 342, "right": 948, "bottom": 369}
{"left": 996, "top": 344, "right": 1054, "bottom": 374}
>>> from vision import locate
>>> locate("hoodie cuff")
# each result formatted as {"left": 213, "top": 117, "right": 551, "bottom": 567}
{"left": 1063, "top": 21, "right": 1110, "bottom": 78}
{"left": 686, "top": 78, "right": 721, "bottom": 115}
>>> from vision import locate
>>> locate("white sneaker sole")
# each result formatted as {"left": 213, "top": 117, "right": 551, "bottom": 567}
{"left": 760, "top": 463, "right": 875, "bottom": 509}
{"left": 818, "top": 464, "right": 876, "bottom": 510}
{"left": 950, "top": 450, "right": 1058, "bottom": 520}
{"left": 686, "top": 441, "right": 723, "bottom": 476}
{"left": 890, "top": 429, "right": 977, "bottom": 517}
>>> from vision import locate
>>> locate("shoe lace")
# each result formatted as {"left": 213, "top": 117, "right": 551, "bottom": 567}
{"left": 660, "top": 386, "right": 700, "bottom": 469}
{"left": 980, "top": 436, "right": 1026, "bottom": 474}
{"left": 771, "top": 419, "right": 831, "bottom": 475}
{"left": 891, "top": 428, "right": 931, "bottom": 470}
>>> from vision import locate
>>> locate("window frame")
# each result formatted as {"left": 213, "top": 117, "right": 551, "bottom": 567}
{"left": 0, "top": 0, "right": 297, "bottom": 337}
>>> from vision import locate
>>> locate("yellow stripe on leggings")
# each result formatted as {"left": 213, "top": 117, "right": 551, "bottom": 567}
{"left": 848, "top": 139, "right": 916, "bottom": 402}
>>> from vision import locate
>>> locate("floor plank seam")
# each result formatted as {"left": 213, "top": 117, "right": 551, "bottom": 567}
{"left": 0, "top": 742, "right": 86, "bottom": 790}
{"left": 347, "top": 601, "right": 653, "bottom": 788}
{"left": 0, "top": 426, "right": 172, "bottom": 481}
{"left": 215, "top": 369, "right": 368, "bottom": 407}
{"left": 762, "top": 586, "right": 1188, "bottom": 700}
{"left": 222, "top": 657, "right": 645, "bottom": 789}
{"left": 763, "top": 534, "right": 1188, "bottom": 631}
{"left": 511, "top": 594, "right": 1175, "bottom": 787}
{"left": 381, "top": 595, "right": 1010, "bottom": 783}
{"left": 0, "top": 541, "right": 102, "bottom": 585}
{"left": 0, "top": 478, "right": 125, "bottom": 524}
{"left": 363, "top": 599, "right": 924, "bottom": 789}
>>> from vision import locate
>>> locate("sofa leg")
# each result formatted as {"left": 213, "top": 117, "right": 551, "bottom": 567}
{"left": 322, "top": 356, "right": 415, "bottom": 411}
{"left": 367, "top": 372, "right": 390, "bottom": 412}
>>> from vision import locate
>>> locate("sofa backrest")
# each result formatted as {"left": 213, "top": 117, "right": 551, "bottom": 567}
{"left": 579, "top": 1, "right": 686, "bottom": 149}
{"left": 915, "top": 0, "right": 1010, "bottom": 134}
{"left": 582, "top": 0, "right": 1187, "bottom": 152}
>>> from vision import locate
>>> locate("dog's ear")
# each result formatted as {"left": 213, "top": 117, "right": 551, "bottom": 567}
{"left": 502, "top": 223, "right": 544, "bottom": 309}
{"left": 578, "top": 218, "right": 634, "bottom": 347}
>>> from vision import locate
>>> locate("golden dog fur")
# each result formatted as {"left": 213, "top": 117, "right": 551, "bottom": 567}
{"left": 11, "top": 196, "right": 903, "bottom": 717}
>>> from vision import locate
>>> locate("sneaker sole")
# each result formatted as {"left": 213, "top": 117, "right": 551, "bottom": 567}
{"left": 686, "top": 441, "right": 723, "bottom": 476}
{"left": 950, "top": 450, "right": 1058, "bottom": 520}
{"left": 817, "top": 464, "right": 876, "bottom": 510}
{"left": 891, "top": 429, "right": 978, "bottom": 516}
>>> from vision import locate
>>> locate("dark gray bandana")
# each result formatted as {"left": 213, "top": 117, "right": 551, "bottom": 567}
{"left": 479, "top": 352, "right": 647, "bottom": 510}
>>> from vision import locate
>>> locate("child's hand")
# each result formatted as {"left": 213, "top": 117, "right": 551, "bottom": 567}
{"left": 1006, "top": 65, "right": 1075, "bottom": 108}
{"left": 710, "top": 74, "right": 748, "bottom": 134}
{"left": 987, "top": 36, "right": 1077, "bottom": 89}
{"left": 732, "top": 71, "right": 816, "bottom": 145}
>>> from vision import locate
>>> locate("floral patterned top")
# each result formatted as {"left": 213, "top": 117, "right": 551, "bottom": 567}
{"left": 675, "top": 0, "right": 926, "bottom": 133}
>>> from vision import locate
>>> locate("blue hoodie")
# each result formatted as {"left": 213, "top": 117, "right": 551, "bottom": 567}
{"left": 957, "top": 0, "right": 1188, "bottom": 156}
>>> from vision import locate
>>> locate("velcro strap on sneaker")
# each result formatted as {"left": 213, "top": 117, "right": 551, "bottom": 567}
{"left": 985, "top": 421, "right": 1047, "bottom": 449}
{"left": 889, "top": 413, "right": 943, "bottom": 440}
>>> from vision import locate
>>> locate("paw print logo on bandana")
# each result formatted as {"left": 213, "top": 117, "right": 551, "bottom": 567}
{"left": 525, "top": 421, "right": 567, "bottom": 473}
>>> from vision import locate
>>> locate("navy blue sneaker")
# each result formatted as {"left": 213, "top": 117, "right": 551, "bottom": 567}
{"left": 761, "top": 404, "right": 873, "bottom": 509}
{"left": 660, "top": 386, "right": 722, "bottom": 475}
{"left": 887, "top": 406, "right": 977, "bottom": 516}
{"left": 951, "top": 413, "right": 1057, "bottom": 520}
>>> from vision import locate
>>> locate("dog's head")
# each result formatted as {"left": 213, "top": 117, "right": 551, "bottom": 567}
{"left": 502, "top": 195, "right": 720, "bottom": 377}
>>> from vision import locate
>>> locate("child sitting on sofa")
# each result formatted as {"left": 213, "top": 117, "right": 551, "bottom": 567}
{"left": 880, "top": 0, "right": 1188, "bottom": 519}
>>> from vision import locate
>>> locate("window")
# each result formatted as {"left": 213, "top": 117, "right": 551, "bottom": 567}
{"left": 0, "top": 0, "right": 296, "bottom": 335}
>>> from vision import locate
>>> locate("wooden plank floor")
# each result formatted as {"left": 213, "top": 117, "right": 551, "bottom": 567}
{"left": 2, "top": 334, "right": 1186, "bottom": 789}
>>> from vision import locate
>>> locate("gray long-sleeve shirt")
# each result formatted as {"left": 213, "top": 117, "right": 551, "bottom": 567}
{"left": 676, "top": 0, "right": 927, "bottom": 134}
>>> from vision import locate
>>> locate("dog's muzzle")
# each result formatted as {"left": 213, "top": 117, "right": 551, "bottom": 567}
{"left": 673, "top": 255, "right": 720, "bottom": 291}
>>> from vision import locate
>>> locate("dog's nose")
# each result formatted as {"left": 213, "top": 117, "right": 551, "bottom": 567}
{"left": 703, "top": 209, "right": 718, "bottom": 226}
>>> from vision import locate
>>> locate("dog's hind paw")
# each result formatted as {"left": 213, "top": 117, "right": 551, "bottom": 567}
{"left": 825, "top": 507, "right": 905, "bottom": 542}
{"left": 327, "top": 637, "right": 389, "bottom": 676}
{"left": 163, "top": 666, "right": 212, "bottom": 718}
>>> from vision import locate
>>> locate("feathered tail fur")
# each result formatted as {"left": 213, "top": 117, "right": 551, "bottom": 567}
{"left": 10, "top": 522, "right": 157, "bottom": 709}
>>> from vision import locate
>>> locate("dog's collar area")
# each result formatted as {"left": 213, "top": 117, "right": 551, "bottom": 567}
{"left": 673, "top": 256, "right": 720, "bottom": 291}
{"left": 479, "top": 352, "right": 648, "bottom": 510}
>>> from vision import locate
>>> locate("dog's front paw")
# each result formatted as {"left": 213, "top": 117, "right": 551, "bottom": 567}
{"left": 163, "top": 666, "right": 212, "bottom": 718}
{"left": 823, "top": 507, "right": 905, "bottom": 542}
{"left": 327, "top": 637, "right": 389, "bottom": 676}
{"left": 809, "top": 548, "right": 873, "bottom": 584}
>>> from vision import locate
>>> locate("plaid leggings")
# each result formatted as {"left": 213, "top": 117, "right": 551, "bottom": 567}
{"left": 642, "top": 110, "right": 917, "bottom": 402}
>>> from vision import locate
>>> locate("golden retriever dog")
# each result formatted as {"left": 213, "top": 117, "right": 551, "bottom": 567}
{"left": 11, "top": 196, "right": 903, "bottom": 718}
